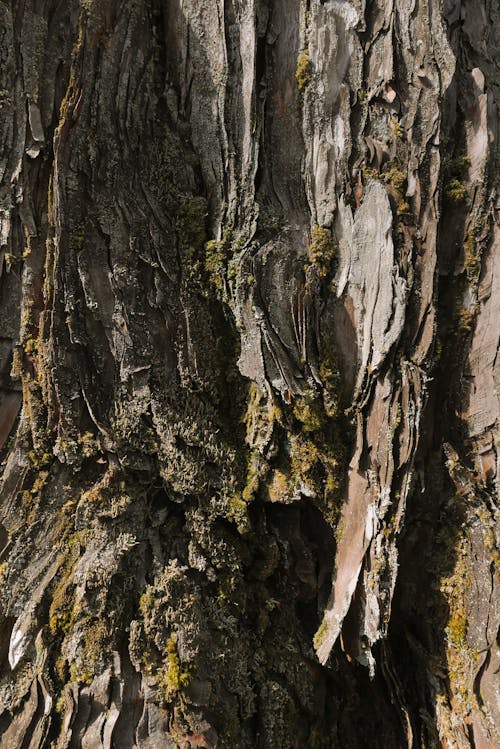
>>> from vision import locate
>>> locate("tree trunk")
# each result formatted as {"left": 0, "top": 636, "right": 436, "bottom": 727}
{"left": 0, "top": 1, "right": 498, "bottom": 747}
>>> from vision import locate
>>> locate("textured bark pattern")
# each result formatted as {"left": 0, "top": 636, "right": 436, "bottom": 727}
{"left": 0, "top": 1, "right": 498, "bottom": 747}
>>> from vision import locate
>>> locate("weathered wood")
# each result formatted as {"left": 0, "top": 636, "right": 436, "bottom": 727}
{"left": 0, "top": 1, "right": 498, "bottom": 746}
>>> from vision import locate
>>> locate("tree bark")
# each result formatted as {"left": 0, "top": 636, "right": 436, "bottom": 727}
{"left": 0, "top": 1, "right": 498, "bottom": 747}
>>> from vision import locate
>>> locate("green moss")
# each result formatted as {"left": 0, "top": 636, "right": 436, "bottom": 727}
{"left": 308, "top": 225, "right": 337, "bottom": 278}
{"left": 139, "top": 586, "right": 155, "bottom": 617}
{"left": 49, "top": 564, "right": 76, "bottom": 636}
{"left": 78, "top": 619, "right": 109, "bottom": 681}
{"left": 47, "top": 528, "right": 89, "bottom": 644}
{"left": 205, "top": 240, "right": 227, "bottom": 293}
{"left": 463, "top": 223, "right": 482, "bottom": 284}
{"left": 24, "top": 337, "right": 38, "bottom": 356}
{"left": 30, "top": 470, "right": 49, "bottom": 496}
{"left": 363, "top": 161, "right": 413, "bottom": 250}
{"left": 362, "top": 162, "right": 407, "bottom": 211}
{"left": 203, "top": 227, "right": 234, "bottom": 298}
{"left": 55, "top": 695, "right": 66, "bottom": 715}
{"left": 148, "top": 130, "right": 209, "bottom": 291}
{"left": 240, "top": 384, "right": 281, "bottom": 502}
{"left": 444, "top": 178, "right": 467, "bottom": 205}
{"left": 276, "top": 337, "right": 352, "bottom": 523}
{"left": 391, "top": 117, "right": 404, "bottom": 140}
{"left": 295, "top": 48, "right": 311, "bottom": 93}
{"left": 438, "top": 530, "right": 481, "bottom": 719}
{"left": 319, "top": 339, "right": 341, "bottom": 418}
{"left": 53, "top": 437, "right": 79, "bottom": 462}
{"left": 69, "top": 662, "right": 93, "bottom": 686}
{"left": 139, "top": 593, "right": 194, "bottom": 700}
{"left": 362, "top": 165, "right": 378, "bottom": 182}
{"left": 397, "top": 199, "right": 410, "bottom": 215}
{"left": 390, "top": 404, "right": 402, "bottom": 436}
{"left": 442, "top": 151, "right": 472, "bottom": 207}
{"left": 160, "top": 635, "right": 193, "bottom": 700}
{"left": 238, "top": 345, "right": 350, "bottom": 532}
{"left": 28, "top": 449, "right": 53, "bottom": 469}
{"left": 226, "top": 495, "right": 250, "bottom": 533}
{"left": 384, "top": 164, "right": 406, "bottom": 192}
{"left": 293, "top": 390, "right": 325, "bottom": 433}
{"left": 245, "top": 383, "right": 280, "bottom": 444}
{"left": 77, "top": 431, "right": 99, "bottom": 458}
{"left": 290, "top": 428, "right": 344, "bottom": 517}
{"left": 447, "top": 609, "right": 467, "bottom": 647}
{"left": 477, "top": 507, "right": 500, "bottom": 571}
{"left": 445, "top": 155, "right": 470, "bottom": 181}
{"left": 290, "top": 434, "right": 321, "bottom": 481}
{"left": 21, "top": 364, "right": 54, "bottom": 459}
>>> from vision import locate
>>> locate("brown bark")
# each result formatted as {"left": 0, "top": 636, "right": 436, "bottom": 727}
{"left": 0, "top": 1, "right": 498, "bottom": 747}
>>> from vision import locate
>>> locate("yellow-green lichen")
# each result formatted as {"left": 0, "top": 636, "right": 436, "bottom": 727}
{"left": 159, "top": 635, "right": 194, "bottom": 700}
{"left": 76, "top": 618, "right": 110, "bottom": 684}
{"left": 77, "top": 431, "right": 99, "bottom": 458}
{"left": 384, "top": 164, "right": 406, "bottom": 192}
{"left": 296, "top": 49, "right": 311, "bottom": 93}
{"left": 391, "top": 117, "right": 404, "bottom": 140}
{"left": 24, "top": 337, "right": 38, "bottom": 356}
{"left": 49, "top": 562, "right": 77, "bottom": 637}
{"left": 47, "top": 528, "right": 88, "bottom": 648}
{"left": 203, "top": 226, "right": 235, "bottom": 299}
{"left": 313, "top": 619, "right": 328, "bottom": 651}
{"left": 27, "top": 449, "right": 53, "bottom": 469}
{"left": 308, "top": 225, "right": 337, "bottom": 279}
{"left": 362, "top": 162, "right": 408, "bottom": 220}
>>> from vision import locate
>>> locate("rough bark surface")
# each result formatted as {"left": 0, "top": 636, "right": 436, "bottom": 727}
{"left": 0, "top": 1, "right": 498, "bottom": 747}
